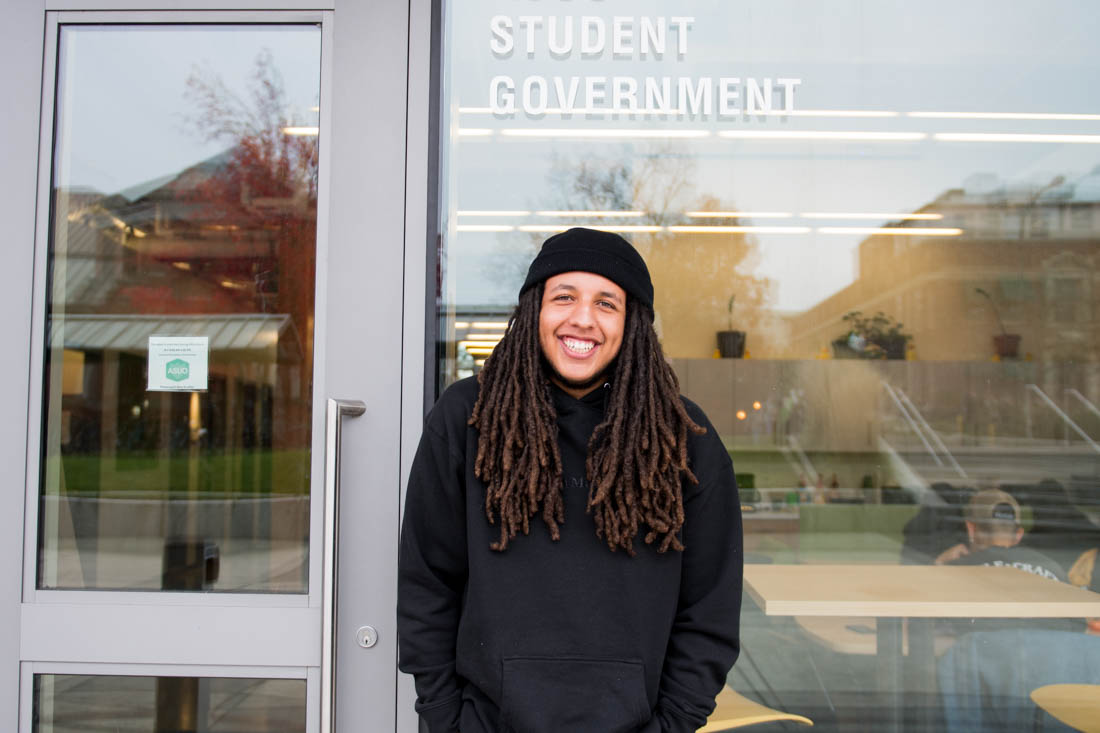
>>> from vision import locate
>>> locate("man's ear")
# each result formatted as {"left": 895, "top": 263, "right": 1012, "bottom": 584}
{"left": 1013, "top": 526, "right": 1025, "bottom": 545}
{"left": 965, "top": 520, "right": 976, "bottom": 544}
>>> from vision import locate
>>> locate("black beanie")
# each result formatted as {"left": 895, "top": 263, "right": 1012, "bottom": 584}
{"left": 520, "top": 227, "right": 654, "bottom": 310}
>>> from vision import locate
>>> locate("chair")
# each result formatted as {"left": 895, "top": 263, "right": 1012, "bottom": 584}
{"left": 697, "top": 686, "right": 813, "bottom": 731}
{"left": 1030, "top": 684, "right": 1100, "bottom": 733}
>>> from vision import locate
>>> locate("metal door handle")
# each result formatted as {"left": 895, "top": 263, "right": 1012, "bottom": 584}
{"left": 321, "top": 398, "right": 366, "bottom": 733}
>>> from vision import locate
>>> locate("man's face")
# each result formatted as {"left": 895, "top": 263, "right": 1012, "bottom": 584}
{"left": 538, "top": 271, "right": 627, "bottom": 398}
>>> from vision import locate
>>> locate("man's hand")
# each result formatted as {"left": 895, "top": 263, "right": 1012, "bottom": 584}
{"left": 934, "top": 542, "right": 969, "bottom": 565}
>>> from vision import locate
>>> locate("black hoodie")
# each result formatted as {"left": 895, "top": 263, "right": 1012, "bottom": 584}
{"left": 397, "top": 376, "right": 743, "bottom": 733}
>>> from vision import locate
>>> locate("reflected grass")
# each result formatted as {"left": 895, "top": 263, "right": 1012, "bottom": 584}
{"left": 49, "top": 449, "right": 311, "bottom": 497}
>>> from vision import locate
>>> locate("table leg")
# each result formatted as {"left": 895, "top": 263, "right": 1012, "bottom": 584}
{"left": 877, "top": 617, "right": 903, "bottom": 732}
{"left": 906, "top": 618, "right": 936, "bottom": 729}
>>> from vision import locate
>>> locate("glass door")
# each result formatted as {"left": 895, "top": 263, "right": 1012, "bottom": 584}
{"left": 20, "top": 9, "right": 413, "bottom": 732}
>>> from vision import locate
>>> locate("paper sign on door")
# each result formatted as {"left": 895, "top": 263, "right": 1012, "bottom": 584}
{"left": 147, "top": 336, "right": 209, "bottom": 392}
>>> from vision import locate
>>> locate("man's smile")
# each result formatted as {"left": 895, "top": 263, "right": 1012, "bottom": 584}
{"left": 560, "top": 336, "right": 598, "bottom": 356}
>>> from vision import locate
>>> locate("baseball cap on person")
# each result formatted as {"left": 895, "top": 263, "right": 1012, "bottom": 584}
{"left": 965, "top": 488, "right": 1020, "bottom": 525}
{"left": 520, "top": 227, "right": 654, "bottom": 312}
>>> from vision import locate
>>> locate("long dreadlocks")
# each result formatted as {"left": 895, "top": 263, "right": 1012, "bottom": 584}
{"left": 469, "top": 284, "right": 705, "bottom": 555}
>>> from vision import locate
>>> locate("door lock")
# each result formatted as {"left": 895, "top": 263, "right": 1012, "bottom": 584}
{"left": 356, "top": 625, "right": 379, "bottom": 649}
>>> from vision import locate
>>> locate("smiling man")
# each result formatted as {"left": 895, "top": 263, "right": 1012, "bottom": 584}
{"left": 398, "top": 228, "right": 743, "bottom": 733}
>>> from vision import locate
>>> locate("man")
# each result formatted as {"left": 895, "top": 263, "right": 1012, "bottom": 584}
{"left": 398, "top": 228, "right": 743, "bottom": 733}
{"left": 935, "top": 488, "right": 1067, "bottom": 582}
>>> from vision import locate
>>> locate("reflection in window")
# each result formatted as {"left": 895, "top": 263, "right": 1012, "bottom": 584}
{"left": 439, "top": 0, "right": 1100, "bottom": 729}
{"left": 33, "top": 674, "right": 305, "bottom": 733}
{"left": 40, "top": 26, "right": 321, "bottom": 591}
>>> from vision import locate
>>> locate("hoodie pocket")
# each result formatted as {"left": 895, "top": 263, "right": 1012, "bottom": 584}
{"left": 500, "top": 656, "right": 649, "bottom": 733}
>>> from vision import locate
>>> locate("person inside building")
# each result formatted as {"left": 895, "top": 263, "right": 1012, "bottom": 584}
{"left": 397, "top": 227, "right": 744, "bottom": 733}
{"left": 934, "top": 488, "right": 1068, "bottom": 582}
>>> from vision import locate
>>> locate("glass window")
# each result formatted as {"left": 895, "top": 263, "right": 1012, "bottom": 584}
{"left": 40, "top": 25, "right": 321, "bottom": 591}
{"left": 437, "top": 0, "right": 1100, "bottom": 728}
{"left": 33, "top": 674, "right": 305, "bottom": 732}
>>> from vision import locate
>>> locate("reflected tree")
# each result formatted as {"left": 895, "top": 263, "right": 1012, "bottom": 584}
{"left": 181, "top": 48, "right": 318, "bottom": 320}
{"left": 490, "top": 143, "right": 781, "bottom": 358}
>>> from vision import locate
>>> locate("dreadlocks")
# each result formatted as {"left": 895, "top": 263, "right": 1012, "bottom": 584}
{"left": 468, "top": 284, "right": 705, "bottom": 555}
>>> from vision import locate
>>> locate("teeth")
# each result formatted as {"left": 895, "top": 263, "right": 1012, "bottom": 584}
{"left": 563, "top": 337, "right": 595, "bottom": 354}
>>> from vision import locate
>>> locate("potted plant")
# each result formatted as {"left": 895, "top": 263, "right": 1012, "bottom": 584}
{"left": 975, "top": 287, "right": 1021, "bottom": 359}
{"left": 717, "top": 295, "right": 746, "bottom": 358}
{"left": 832, "top": 310, "right": 911, "bottom": 360}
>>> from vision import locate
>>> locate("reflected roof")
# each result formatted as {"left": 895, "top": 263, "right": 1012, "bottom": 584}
{"left": 1039, "top": 165, "right": 1100, "bottom": 203}
{"left": 51, "top": 313, "right": 297, "bottom": 357}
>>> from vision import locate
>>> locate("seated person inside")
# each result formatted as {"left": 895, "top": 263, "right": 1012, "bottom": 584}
{"left": 934, "top": 488, "right": 1067, "bottom": 582}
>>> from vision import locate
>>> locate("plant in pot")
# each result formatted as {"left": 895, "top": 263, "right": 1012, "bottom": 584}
{"left": 832, "top": 310, "right": 911, "bottom": 359}
{"left": 717, "top": 295, "right": 746, "bottom": 358}
{"left": 975, "top": 287, "right": 1021, "bottom": 359}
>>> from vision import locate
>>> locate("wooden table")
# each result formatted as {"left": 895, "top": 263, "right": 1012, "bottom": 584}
{"left": 744, "top": 564, "right": 1100, "bottom": 731}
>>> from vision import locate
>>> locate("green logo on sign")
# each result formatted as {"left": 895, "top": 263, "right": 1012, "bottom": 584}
{"left": 166, "top": 358, "right": 190, "bottom": 382}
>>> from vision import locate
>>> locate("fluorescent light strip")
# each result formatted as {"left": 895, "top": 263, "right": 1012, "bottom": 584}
{"left": 685, "top": 211, "right": 792, "bottom": 219}
{"left": 910, "top": 111, "right": 1100, "bottom": 121}
{"left": 471, "top": 322, "right": 509, "bottom": 329}
{"left": 465, "top": 348, "right": 496, "bottom": 355}
{"left": 457, "top": 128, "right": 493, "bottom": 136}
{"left": 818, "top": 227, "right": 962, "bottom": 236}
{"left": 719, "top": 130, "right": 926, "bottom": 141}
{"left": 456, "top": 225, "right": 515, "bottom": 232}
{"left": 535, "top": 210, "right": 645, "bottom": 217}
{"left": 282, "top": 126, "right": 318, "bottom": 136}
{"left": 461, "top": 106, "right": 902, "bottom": 119}
{"left": 519, "top": 224, "right": 663, "bottom": 233}
{"left": 460, "top": 340, "right": 502, "bottom": 349}
{"left": 802, "top": 212, "right": 943, "bottom": 220}
{"left": 465, "top": 333, "right": 504, "bottom": 341}
{"left": 457, "top": 210, "right": 531, "bottom": 216}
{"left": 453, "top": 322, "right": 470, "bottom": 329}
{"left": 934, "top": 133, "right": 1100, "bottom": 144}
{"left": 502, "top": 128, "right": 711, "bottom": 139}
{"left": 668, "top": 225, "right": 810, "bottom": 234}
{"left": 767, "top": 109, "right": 899, "bottom": 118}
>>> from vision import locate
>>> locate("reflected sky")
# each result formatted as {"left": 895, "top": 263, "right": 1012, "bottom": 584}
{"left": 443, "top": 0, "right": 1100, "bottom": 311}
{"left": 57, "top": 25, "right": 321, "bottom": 196}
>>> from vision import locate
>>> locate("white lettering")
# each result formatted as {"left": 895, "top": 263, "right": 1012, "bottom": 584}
{"left": 523, "top": 75, "right": 548, "bottom": 114}
{"left": 487, "top": 74, "right": 800, "bottom": 119}
{"left": 547, "top": 15, "right": 573, "bottom": 56}
{"left": 580, "top": 16, "right": 606, "bottom": 55}
{"left": 719, "top": 78, "right": 741, "bottom": 115}
{"left": 489, "top": 15, "right": 513, "bottom": 56}
{"left": 585, "top": 76, "right": 607, "bottom": 109}
{"left": 678, "top": 77, "right": 712, "bottom": 115}
{"left": 518, "top": 16, "right": 542, "bottom": 56}
{"left": 553, "top": 76, "right": 581, "bottom": 113}
{"left": 639, "top": 16, "right": 665, "bottom": 57}
{"left": 746, "top": 77, "right": 773, "bottom": 114}
{"left": 612, "top": 16, "right": 633, "bottom": 56}
{"left": 612, "top": 76, "right": 639, "bottom": 112}
{"left": 670, "top": 16, "right": 694, "bottom": 56}
{"left": 645, "top": 77, "right": 673, "bottom": 113}
{"left": 489, "top": 75, "right": 516, "bottom": 114}
{"left": 777, "top": 77, "right": 802, "bottom": 112}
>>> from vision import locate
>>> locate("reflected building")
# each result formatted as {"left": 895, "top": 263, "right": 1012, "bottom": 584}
{"left": 45, "top": 139, "right": 317, "bottom": 592}
{"left": 790, "top": 167, "right": 1100, "bottom": 365}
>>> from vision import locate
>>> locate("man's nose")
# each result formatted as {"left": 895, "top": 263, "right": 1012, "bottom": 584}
{"left": 567, "top": 300, "right": 596, "bottom": 327}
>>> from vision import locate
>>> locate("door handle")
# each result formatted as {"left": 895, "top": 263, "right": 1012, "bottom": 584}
{"left": 321, "top": 398, "right": 366, "bottom": 733}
